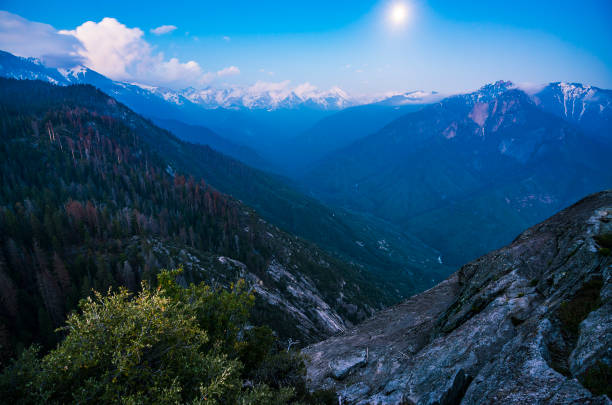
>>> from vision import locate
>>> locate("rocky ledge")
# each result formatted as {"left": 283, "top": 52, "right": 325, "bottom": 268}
{"left": 304, "top": 190, "right": 612, "bottom": 404}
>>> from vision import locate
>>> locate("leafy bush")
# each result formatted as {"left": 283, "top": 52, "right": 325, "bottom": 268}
{"left": 0, "top": 269, "right": 333, "bottom": 404}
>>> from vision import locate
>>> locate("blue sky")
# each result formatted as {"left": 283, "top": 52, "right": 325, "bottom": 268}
{"left": 1, "top": 0, "right": 611, "bottom": 95}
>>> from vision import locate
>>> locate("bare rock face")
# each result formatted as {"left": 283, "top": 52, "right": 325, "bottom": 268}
{"left": 304, "top": 191, "right": 612, "bottom": 404}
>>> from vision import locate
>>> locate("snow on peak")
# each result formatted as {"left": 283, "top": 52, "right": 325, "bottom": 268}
{"left": 546, "top": 82, "right": 602, "bottom": 120}
{"left": 128, "top": 82, "right": 187, "bottom": 105}
{"left": 57, "top": 65, "right": 88, "bottom": 81}
{"left": 557, "top": 82, "right": 594, "bottom": 100}
{"left": 477, "top": 80, "right": 516, "bottom": 97}
{"left": 25, "top": 56, "right": 44, "bottom": 66}
{"left": 177, "top": 81, "right": 355, "bottom": 110}
{"left": 454, "top": 80, "right": 523, "bottom": 105}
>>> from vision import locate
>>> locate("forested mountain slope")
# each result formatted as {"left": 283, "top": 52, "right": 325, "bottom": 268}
{"left": 0, "top": 79, "right": 388, "bottom": 361}
{"left": 152, "top": 117, "right": 273, "bottom": 172}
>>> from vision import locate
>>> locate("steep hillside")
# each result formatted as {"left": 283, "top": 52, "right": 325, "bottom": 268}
{"left": 304, "top": 190, "right": 612, "bottom": 404}
{"left": 0, "top": 78, "right": 385, "bottom": 361}
{"left": 152, "top": 118, "right": 273, "bottom": 171}
{"left": 305, "top": 81, "right": 612, "bottom": 266}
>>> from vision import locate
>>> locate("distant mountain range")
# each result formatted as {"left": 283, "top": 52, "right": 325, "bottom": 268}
{"left": 3, "top": 50, "right": 609, "bottom": 141}
{"left": 178, "top": 84, "right": 354, "bottom": 110}
{"left": 0, "top": 50, "right": 355, "bottom": 111}
{"left": 303, "top": 80, "right": 612, "bottom": 266}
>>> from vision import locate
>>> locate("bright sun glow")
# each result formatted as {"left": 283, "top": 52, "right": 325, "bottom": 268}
{"left": 389, "top": 2, "right": 409, "bottom": 26}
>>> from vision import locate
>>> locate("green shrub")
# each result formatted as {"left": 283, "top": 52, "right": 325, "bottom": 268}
{"left": 157, "top": 268, "right": 254, "bottom": 355}
{"left": 0, "top": 285, "right": 244, "bottom": 404}
{"left": 0, "top": 268, "right": 325, "bottom": 404}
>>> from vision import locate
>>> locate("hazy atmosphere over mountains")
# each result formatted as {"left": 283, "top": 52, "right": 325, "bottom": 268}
{"left": 0, "top": 1, "right": 611, "bottom": 404}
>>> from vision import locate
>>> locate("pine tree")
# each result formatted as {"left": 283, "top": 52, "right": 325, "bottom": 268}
{"left": 35, "top": 268, "right": 63, "bottom": 325}
{"left": 52, "top": 252, "right": 71, "bottom": 292}
{"left": 0, "top": 257, "right": 18, "bottom": 317}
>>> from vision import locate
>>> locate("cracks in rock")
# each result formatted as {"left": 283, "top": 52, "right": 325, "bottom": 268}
{"left": 435, "top": 369, "right": 474, "bottom": 405}
{"left": 434, "top": 287, "right": 506, "bottom": 336}
{"left": 547, "top": 276, "right": 604, "bottom": 388}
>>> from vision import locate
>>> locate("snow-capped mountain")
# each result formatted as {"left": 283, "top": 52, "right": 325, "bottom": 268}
{"left": 0, "top": 50, "right": 355, "bottom": 112}
{"left": 465, "top": 80, "right": 516, "bottom": 102}
{"left": 0, "top": 49, "right": 448, "bottom": 119}
{"left": 530, "top": 82, "right": 612, "bottom": 140}
{"left": 531, "top": 82, "right": 611, "bottom": 121}
{"left": 0, "top": 51, "right": 70, "bottom": 84}
{"left": 178, "top": 83, "right": 354, "bottom": 110}
{"left": 304, "top": 79, "right": 612, "bottom": 268}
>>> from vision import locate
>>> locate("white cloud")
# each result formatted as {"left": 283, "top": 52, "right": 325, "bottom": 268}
{"left": 223, "top": 36, "right": 231, "bottom": 42}
{"left": 515, "top": 82, "right": 546, "bottom": 95}
{"left": 59, "top": 18, "right": 150, "bottom": 80}
{"left": 217, "top": 66, "right": 240, "bottom": 77}
{"left": 2, "top": 12, "right": 241, "bottom": 88}
{"left": 0, "top": 11, "right": 84, "bottom": 67}
{"left": 58, "top": 17, "right": 237, "bottom": 87}
{"left": 294, "top": 82, "right": 318, "bottom": 98}
{"left": 150, "top": 25, "right": 177, "bottom": 35}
